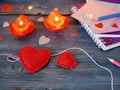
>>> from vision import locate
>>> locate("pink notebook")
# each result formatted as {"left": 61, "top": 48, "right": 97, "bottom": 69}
{"left": 71, "top": 0, "right": 118, "bottom": 34}
{"left": 71, "top": 0, "right": 120, "bottom": 51}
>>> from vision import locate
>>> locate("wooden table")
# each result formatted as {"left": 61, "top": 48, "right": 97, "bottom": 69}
{"left": 0, "top": 0, "right": 120, "bottom": 90}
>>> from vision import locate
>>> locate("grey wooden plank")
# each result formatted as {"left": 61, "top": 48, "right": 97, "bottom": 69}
{"left": 0, "top": 15, "right": 120, "bottom": 90}
{"left": 0, "top": 0, "right": 85, "bottom": 15}
{"left": 0, "top": 67, "right": 119, "bottom": 90}
{"left": 0, "top": 0, "right": 120, "bottom": 90}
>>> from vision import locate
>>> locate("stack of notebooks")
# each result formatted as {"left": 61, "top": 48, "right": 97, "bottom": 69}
{"left": 71, "top": 0, "right": 120, "bottom": 51}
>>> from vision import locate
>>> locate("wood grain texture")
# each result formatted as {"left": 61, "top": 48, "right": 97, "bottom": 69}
{"left": 0, "top": 0, "right": 120, "bottom": 90}
{"left": 0, "top": 0, "right": 85, "bottom": 15}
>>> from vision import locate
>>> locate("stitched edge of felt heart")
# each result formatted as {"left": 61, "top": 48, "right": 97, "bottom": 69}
{"left": 95, "top": 23, "right": 103, "bottom": 29}
{"left": 19, "top": 46, "right": 51, "bottom": 73}
{"left": 56, "top": 51, "right": 77, "bottom": 69}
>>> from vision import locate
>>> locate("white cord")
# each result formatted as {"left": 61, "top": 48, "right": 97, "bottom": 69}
{"left": 51, "top": 47, "right": 114, "bottom": 90}
{"left": 0, "top": 47, "right": 114, "bottom": 90}
{"left": 0, "top": 53, "right": 19, "bottom": 62}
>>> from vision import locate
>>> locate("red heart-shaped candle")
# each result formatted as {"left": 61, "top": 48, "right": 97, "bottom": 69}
{"left": 44, "top": 9, "right": 69, "bottom": 32}
{"left": 9, "top": 15, "right": 34, "bottom": 37}
{"left": 19, "top": 46, "right": 51, "bottom": 73}
{"left": 56, "top": 51, "right": 77, "bottom": 69}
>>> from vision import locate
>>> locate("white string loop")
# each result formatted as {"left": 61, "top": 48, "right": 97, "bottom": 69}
{"left": 51, "top": 47, "right": 114, "bottom": 90}
{"left": 0, "top": 53, "right": 19, "bottom": 62}
{"left": 0, "top": 47, "right": 114, "bottom": 90}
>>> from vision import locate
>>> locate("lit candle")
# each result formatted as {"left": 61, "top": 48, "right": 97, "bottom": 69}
{"left": 44, "top": 10, "right": 69, "bottom": 32}
{"left": 9, "top": 15, "right": 35, "bottom": 37}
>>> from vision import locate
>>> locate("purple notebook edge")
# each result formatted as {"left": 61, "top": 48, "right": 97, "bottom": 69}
{"left": 101, "top": 0, "right": 120, "bottom": 4}
{"left": 101, "top": 31, "right": 120, "bottom": 34}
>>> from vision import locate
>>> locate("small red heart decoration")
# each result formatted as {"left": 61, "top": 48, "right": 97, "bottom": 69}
{"left": 1, "top": 4, "right": 14, "bottom": 12}
{"left": 95, "top": 23, "right": 103, "bottom": 29}
{"left": 111, "top": 23, "right": 118, "bottom": 28}
{"left": 19, "top": 46, "right": 51, "bottom": 73}
{"left": 56, "top": 51, "right": 77, "bottom": 69}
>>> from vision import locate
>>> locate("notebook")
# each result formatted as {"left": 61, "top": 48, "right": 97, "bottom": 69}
{"left": 71, "top": 0, "right": 120, "bottom": 51}
{"left": 96, "top": 0, "right": 120, "bottom": 11}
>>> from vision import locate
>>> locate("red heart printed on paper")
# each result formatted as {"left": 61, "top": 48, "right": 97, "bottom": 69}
{"left": 111, "top": 23, "right": 118, "bottom": 28}
{"left": 19, "top": 46, "right": 51, "bottom": 73}
{"left": 56, "top": 51, "right": 77, "bottom": 69}
{"left": 1, "top": 4, "right": 14, "bottom": 12}
{"left": 95, "top": 23, "right": 103, "bottom": 29}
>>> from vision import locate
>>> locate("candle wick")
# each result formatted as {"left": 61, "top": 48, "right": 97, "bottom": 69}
{"left": 55, "top": 17, "right": 59, "bottom": 22}
{"left": 19, "top": 21, "right": 23, "bottom": 26}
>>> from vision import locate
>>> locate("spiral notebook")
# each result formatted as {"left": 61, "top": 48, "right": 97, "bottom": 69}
{"left": 71, "top": 0, "right": 120, "bottom": 51}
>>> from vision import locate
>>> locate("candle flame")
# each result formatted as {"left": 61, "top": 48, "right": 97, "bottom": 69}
{"left": 19, "top": 21, "right": 23, "bottom": 26}
{"left": 55, "top": 17, "right": 59, "bottom": 22}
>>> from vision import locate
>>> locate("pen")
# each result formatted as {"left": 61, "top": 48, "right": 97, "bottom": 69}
{"left": 93, "top": 13, "right": 120, "bottom": 21}
{"left": 107, "top": 57, "right": 120, "bottom": 68}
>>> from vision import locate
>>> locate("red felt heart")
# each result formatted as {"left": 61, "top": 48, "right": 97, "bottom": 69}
{"left": 111, "top": 23, "right": 118, "bottom": 28}
{"left": 95, "top": 23, "right": 103, "bottom": 28}
{"left": 56, "top": 51, "right": 77, "bottom": 69}
{"left": 1, "top": 4, "right": 14, "bottom": 12}
{"left": 19, "top": 46, "right": 51, "bottom": 73}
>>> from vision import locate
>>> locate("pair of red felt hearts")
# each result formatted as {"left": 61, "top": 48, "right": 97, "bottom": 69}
{"left": 19, "top": 46, "right": 77, "bottom": 73}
